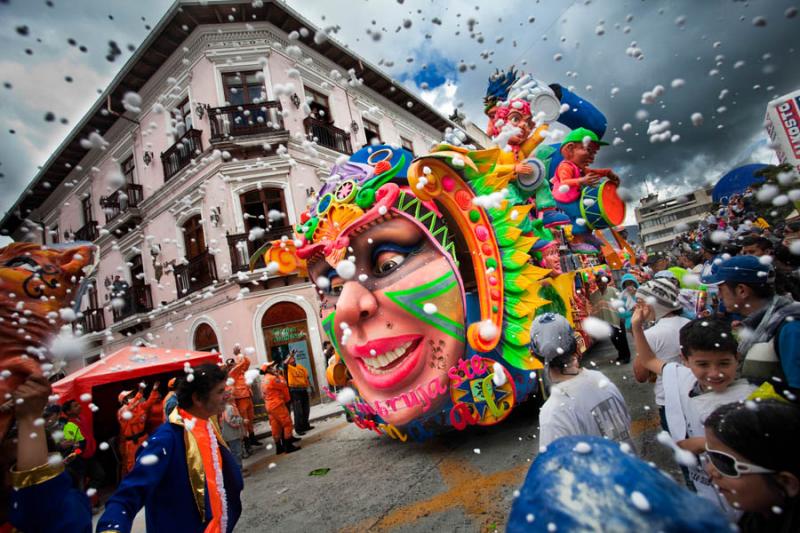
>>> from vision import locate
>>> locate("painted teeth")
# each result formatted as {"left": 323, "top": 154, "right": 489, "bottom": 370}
{"left": 363, "top": 341, "right": 413, "bottom": 373}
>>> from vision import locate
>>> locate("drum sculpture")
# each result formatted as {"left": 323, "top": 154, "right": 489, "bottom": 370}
{"left": 579, "top": 180, "right": 626, "bottom": 231}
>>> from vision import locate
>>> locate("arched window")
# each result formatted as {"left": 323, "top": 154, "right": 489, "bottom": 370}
{"left": 193, "top": 323, "right": 219, "bottom": 352}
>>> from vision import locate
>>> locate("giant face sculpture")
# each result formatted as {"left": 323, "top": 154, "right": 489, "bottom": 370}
{"left": 257, "top": 144, "right": 553, "bottom": 440}
{"left": 309, "top": 215, "right": 465, "bottom": 426}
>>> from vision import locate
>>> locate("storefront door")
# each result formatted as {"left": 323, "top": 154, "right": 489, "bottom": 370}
{"left": 261, "top": 302, "right": 320, "bottom": 404}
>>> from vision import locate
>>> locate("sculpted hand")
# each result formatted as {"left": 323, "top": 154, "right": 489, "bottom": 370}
{"left": 515, "top": 163, "right": 533, "bottom": 175}
{"left": 583, "top": 172, "right": 602, "bottom": 186}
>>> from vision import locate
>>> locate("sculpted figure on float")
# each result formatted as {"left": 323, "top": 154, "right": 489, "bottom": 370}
{"left": 254, "top": 144, "right": 554, "bottom": 440}
{"left": 0, "top": 242, "right": 96, "bottom": 438}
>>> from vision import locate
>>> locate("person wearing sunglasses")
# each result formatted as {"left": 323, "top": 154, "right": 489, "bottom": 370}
{"left": 704, "top": 400, "right": 800, "bottom": 532}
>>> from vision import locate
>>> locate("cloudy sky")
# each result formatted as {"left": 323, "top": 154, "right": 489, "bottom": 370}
{"left": 1, "top": 0, "right": 798, "bottom": 232}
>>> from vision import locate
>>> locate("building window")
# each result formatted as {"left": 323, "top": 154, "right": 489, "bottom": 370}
{"left": 121, "top": 155, "right": 135, "bottom": 184}
{"left": 81, "top": 196, "right": 93, "bottom": 224}
{"left": 363, "top": 119, "right": 381, "bottom": 145}
{"left": 50, "top": 225, "right": 59, "bottom": 244}
{"left": 241, "top": 188, "right": 288, "bottom": 231}
{"left": 193, "top": 323, "right": 219, "bottom": 352}
{"left": 182, "top": 215, "right": 206, "bottom": 259}
{"left": 222, "top": 71, "right": 264, "bottom": 106}
{"left": 305, "top": 87, "right": 331, "bottom": 122}
{"left": 172, "top": 97, "right": 193, "bottom": 137}
{"left": 400, "top": 136, "right": 414, "bottom": 154}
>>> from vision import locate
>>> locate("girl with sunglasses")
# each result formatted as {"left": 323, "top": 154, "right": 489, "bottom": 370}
{"left": 704, "top": 400, "right": 800, "bottom": 532}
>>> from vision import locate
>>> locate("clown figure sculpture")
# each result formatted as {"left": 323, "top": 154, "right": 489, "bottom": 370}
{"left": 551, "top": 127, "right": 625, "bottom": 253}
{"left": 486, "top": 76, "right": 571, "bottom": 230}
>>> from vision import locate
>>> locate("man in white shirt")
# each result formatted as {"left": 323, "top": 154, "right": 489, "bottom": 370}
{"left": 631, "top": 279, "right": 691, "bottom": 431}
{"left": 531, "top": 313, "right": 634, "bottom": 450}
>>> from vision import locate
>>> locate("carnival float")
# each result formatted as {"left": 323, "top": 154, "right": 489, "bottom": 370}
{"left": 253, "top": 68, "right": 636, "bottom": 441}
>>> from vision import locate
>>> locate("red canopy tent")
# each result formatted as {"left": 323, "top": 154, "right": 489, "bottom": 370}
{"left": 53, "top": 346, "right": 221, "bottom": 402}
{"left": 52, "top": 346, "right": 222, "bottom": 465}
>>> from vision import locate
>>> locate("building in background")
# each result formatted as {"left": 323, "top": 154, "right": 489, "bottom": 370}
{"left": 635, "top": 187, "right": 714, "bottom": 255}
{"left": 0, "top": 0, "right": 467, "bottom": 403}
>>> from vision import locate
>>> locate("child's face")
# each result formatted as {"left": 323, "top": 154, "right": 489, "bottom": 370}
{"left": 681, "top": 349, "right": 738, "bottom": 393}
{"left": 623, "top": 282, "right": 636, "bottom": 294}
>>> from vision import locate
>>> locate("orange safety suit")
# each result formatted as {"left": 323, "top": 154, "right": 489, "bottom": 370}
{"left": 118, "top": 388, "right": 161, "bottom": 476}
{"left": 261, "top": 373, "right": 293, "bottom": 440}
{"left": 229, "top": 356, "right": 255, "bottom": 435}
{"left": 145, "top": 396, "right": 164, "bottom": 434}
{"left": 286, "top": 364, "right": 310, "bottom": 388}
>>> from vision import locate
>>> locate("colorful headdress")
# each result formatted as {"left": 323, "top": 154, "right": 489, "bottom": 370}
{"left": 484, "top": 66, "right": 520, "bottom": 114}
{"left": 406, "top": 145, "right": 552, "bottom": 366}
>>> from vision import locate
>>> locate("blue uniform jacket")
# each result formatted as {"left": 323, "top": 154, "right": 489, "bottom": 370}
{"left": 10, "top": 465, "right": 92, "bottom": 532}
{"left": 96, "top": 409, "right": 244, "bottom": 533}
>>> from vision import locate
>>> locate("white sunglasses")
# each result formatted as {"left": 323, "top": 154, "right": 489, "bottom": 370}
{"left": 704, "top": 444, "right": 776, "bottom": 478}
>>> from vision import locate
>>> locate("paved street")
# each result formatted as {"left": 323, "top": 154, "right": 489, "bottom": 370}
{"left": 236, "top": 337, "right": 679, "bottom": 533}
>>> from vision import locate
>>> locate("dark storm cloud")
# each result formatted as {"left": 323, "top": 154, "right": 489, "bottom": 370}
{"left": 0, "top": 0, "right": 797, "bottom": 227}
{"left": 0, "top": 0, "right": 170, "bottom": 219}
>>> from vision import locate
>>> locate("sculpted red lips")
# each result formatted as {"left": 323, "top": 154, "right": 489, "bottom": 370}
{"left": 352, "top": 334, "right": 424, "bottom": 389}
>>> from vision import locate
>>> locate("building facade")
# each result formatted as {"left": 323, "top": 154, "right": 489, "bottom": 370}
{"left": 635, "top": 187, "right": 714, "bottom": 254}
{"left": 0, "top": 1, "right": 462, "bottom": 403}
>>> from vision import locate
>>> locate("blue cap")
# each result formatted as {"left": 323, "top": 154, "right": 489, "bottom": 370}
{"left": 701, "top": 255, "right": 775, "bottom": 286}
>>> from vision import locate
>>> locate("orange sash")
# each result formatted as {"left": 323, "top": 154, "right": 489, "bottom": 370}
{"left": 179, "top": 409, "right": 225, "bottom": 533}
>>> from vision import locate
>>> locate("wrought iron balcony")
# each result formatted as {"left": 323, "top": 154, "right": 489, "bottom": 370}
{"left": 303, "top": 117, "right": 353, "bottom": 154}
{"left": 111, "top": 283, "right": 154, "bottom": 322}
{"left": 100, "top": 183, "right": 144, "bottom": 224}
{"left": 208, "top": 101, "right": 286, "bottom": 142}
{"left": 174, "top": 250, "right": 218, "bottom": 297}
{"left": 161, "top": 128, "right": 203, "bottom": 182}
{"left": 227, "top": 226, "right": 294, "bottom": 272}
{"left": 74, "top": 220, "right": 98, "bottom": 242}
{"left": 76, "top": 307, "right": 105, "bottom": 334}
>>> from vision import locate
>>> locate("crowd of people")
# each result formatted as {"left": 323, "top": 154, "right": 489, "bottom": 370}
{"left": 4, "top": 197, "right": 800, "bottom": 532}
{"left": 529, "top": 199, "right": 800, "bottom": 531}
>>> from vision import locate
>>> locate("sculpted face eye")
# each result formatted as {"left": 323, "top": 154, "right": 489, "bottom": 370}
{"left": 5, "top": 257, "right": 40, "bottom": 272}
{"left": 374, "top": 252, "right": 406, "bottom": 276}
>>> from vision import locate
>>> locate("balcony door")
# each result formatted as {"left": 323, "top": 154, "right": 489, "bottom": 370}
{"left": 363, "top": 119, "right": 381, "bottom": 145}
{"left": 241, "top": 188, "right": 288, "bottom": 234}
{"left": 222, "top": 71, "right": 264, "bottom": 105}
{"left": 235, "top": 188, "right": 289, "bottom": 270}
{"left": 183, "top": 215, "right": 206, "bottom": 260}
{"left": 305, "top": 87, "right": 331, "bottom": 123}
{"left": 173, "top": 97, "right": 193, "bottom": 138}
{"left": 81, "top": 196, "right": 93, "bottom": 224}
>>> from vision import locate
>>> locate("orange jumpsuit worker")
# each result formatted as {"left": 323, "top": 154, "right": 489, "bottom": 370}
{"left": 261, "top": 362, "right": 300, "bottom": 454}
{"left": 117, "top": 381, "right": 160, "bottom": 476}
{"left": 286, "top": 351, "right": 313, "bottom": 434}
{"left": 226, "top": 344, "right": 261, "bottom": 448}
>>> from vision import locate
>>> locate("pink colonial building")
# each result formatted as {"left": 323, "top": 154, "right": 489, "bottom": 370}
{"left": 0, "top": 0, "right": 461, "bottom": 405}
